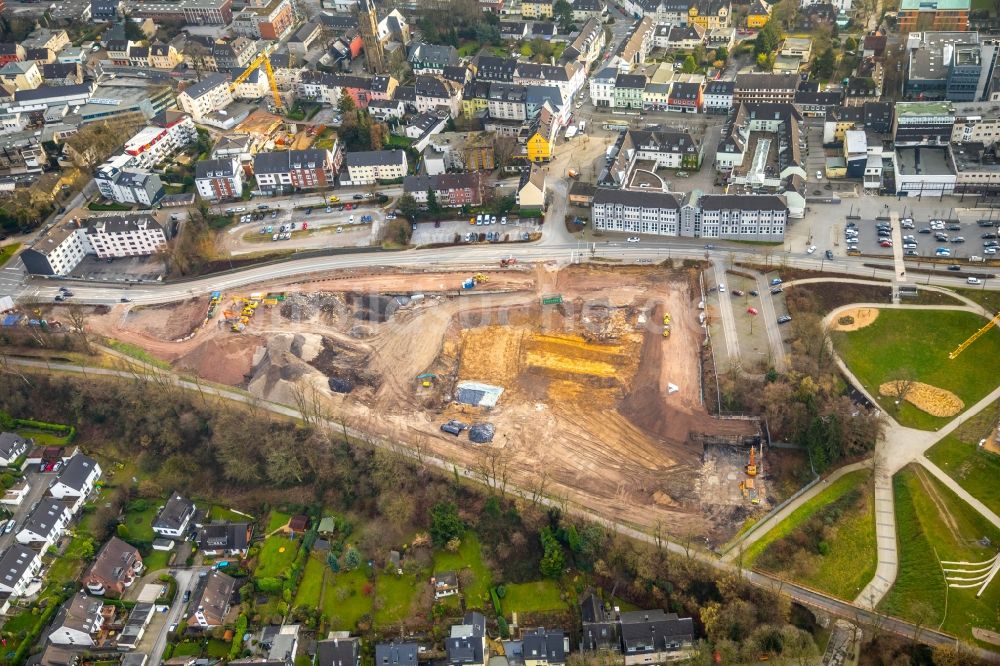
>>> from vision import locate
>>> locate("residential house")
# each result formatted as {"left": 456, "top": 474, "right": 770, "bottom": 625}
{"left": 619, "top": 609, "right": 694, "bottom": 663}
{"left": 149, "top": 43, "right": 183, "bottom": 69}
{"left": 446, "top": 612, "right": 488, "bottom": 666}
{"left": 517, "top": 165, "right": 546, "bottom": 209}
{"left": 579, "top": 591, "right": 621, "bottom": 652}
{"left": 0, "top": 44, "right": 26, "bottom": 67}
{"left": 589, "top": 67, "right": 617, "bottom": 108}
{"left": 500, "top": 21, "right": 530, "bottom": 40}
{"left": 688, "top": 0, "right": 730, "bottom": 29}
{"left": 408, "top": 42, "right": 459, "bottom": 75}
{"left": 196, "top": 522, "right": 253, "bottom": 557}
{"left": 0, "top": 433, "right": 28, "bottom": 466}
{"left": 514, "top": 62, "right": 585, "bottom": 101}
{"left": 570, "top": 0, "right": 607, "bottom": 20}
{"left": 253, "top": 148, "right": 342, "bottom": 194}
{"left": 522, "top": 628, "right": 565, "bottom": 666}
{"left": 231, "top": 0, "right": 296, "bottom": 41}
{"left": 0, "top": 61, "right": 43, "bottom": 93}
{"left": 187, "top": 570, "right": 236, "bottom": 628}
{"left": 654, "top": 24, "right": 704, "bottom": 50}
{"left": 48, "top": 594, "right": 106, "bottom": 647}
{"left": 258, "top": 624, "right": 301, "bottom": 664}
{"left": 668, "top": 81, "right": 703, "bottom": 113}
{"left": 177, "top": 73, "right": 234, "bottom": 122}
{"left": 474, "top": 56, "right": 517, "bottom": 83}
{"left": 415, "top": 75, "right": 463, "bottom": 118}
{"left": 368, "top": 98, "right": 405, "bottom": 121}
{"left": 702, "top": 80, "right": 733, "bottom": 113}
{"left": 613, "top": 74, "right": 645, "bottom": 109}
{"left": 95, "top": 164, "right": 165, "bottom": 207}
{"left": 488, "top": 83, "right": 528, "bottom": 121}
{"left": 526, "top": 103, "right": 558, "bottom": 162}
{"left": 403, "top": 173, "right": 486, "bottom": 207}
{"left": 433, "top": 570, "right": 459, "bottom": 598}
{"left": 316, "top": 638, "right": 360, "bottom": 666}
{"left": 0, "top": 544, "right": 42, "bottom": 599}
{"left": 561, "top": 17, "right": 605, "bottom": 69}
{"left": 376, "top": 643, "right": 418, "bottom": 666}
{"left": 2, "top": 479, "right": 31, "bottom": 507}
{"left": 48, "top": 454, "right": 101, "bottom": 512}
{"left": 23, "top": 28, "right": 69, "bottom": 53}
{"left": 746, "top": 0, "right": 771, "bottom": 27}
{"left": 344, "top": 149, "right": 408, "bottom": 184}
{"left": 521, "top": 0, "right": 554, "bottom": 18}
{"left": 82, "top": 537, "right": 143, "bottom": 598}
{"left": 733, "top": 72, "right": 799, "bottom": 104}
{"left": 196, "top": 157, "right": 243, "bottom": 201}
{"left": 41, "top": 62, "right": 83, "bottom": 86}
{"left": 153, "top": 493, "right": 196, "bottom": 539}
{"left": 91, "top": 0, "right": 122, "bottom": 21}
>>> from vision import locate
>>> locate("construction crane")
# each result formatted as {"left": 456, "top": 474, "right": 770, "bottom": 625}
{"left": 230, "top": 46, "right": 283, "bottom": 113}
{"left": 949, "top": 312, "right": 1000, "bottom": 359}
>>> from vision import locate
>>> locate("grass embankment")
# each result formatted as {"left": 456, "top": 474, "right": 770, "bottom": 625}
{"left": 925, "top": 399, "right": 1000, "bottom": 516}
{"left": 880, "top": 465, "right": 1000, "bottom": 646}
{"left": 743, "top": 469, "right": 876, "bottom": 600}
{"left": 0, "top": 243, "right": 21, "bottom": 267}
{"left": 831, "top": 309, "right": 1000, "bottom": 430}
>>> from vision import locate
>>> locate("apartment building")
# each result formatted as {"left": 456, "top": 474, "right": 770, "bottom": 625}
{"left": 344, "top": 150, "right": 408, "bottom": 184}
{"left": 121, "top": 114, "right": 197, "bottom": 170}
{"left": 95, "top": 159, "right": 165, "bottom": 206}
{"left": 733, "top": 72, "right": 800, "bottom": 104}
{"left": 85, "top": 215, "right": 168, "bottom": 259}
{"left": 897, "top": 0, "right": 969, "bottom": 33}
{"left": 253, "top": 148, "right": 341, "bottom": 193}
{"left": 231, "top": 0, "right": 296, "bottom": 40}
{"left": 402, "top": 172, "right": 486, "bottom": 206}
{"left": 195, "top": 157, "right": 243, "bottom": 200}
{"left": 177, "top": 73, "right": 233, "bottom": 121}
{"left": 487, "top": 82, "right": 528, "bottom": 121}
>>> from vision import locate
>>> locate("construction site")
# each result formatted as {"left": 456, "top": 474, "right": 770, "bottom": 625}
{"left": 80, "top": 262, "right": 781, "bottom": 540}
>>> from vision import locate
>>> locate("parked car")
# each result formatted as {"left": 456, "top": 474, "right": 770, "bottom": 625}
{"left": 777, "top": 315, "right": 792, "bottom": 324}
{"left": 626, "top": 236, "right": 640, "bottom": 242}
{"left": 770, "top": 278, "right": 782, "bottom": 286}
{"left": 825, "top": 250, "right": 834, "bottom": 260}
{"left": 731, "top": 289, "right": 744, "bottom": 297}
{"left": 770, "top": 286, "right": 783, "bottom": 294}
{"left": 967, "top": 277, "right": 983, "bottom": 284}
{"left": 806, "top": 245, "right": 816, "bottom": 254}
{"left": 352, "top": 194, "right": 363, "bottom": 200}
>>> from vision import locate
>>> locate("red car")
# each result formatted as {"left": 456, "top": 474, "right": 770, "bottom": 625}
{"left": 880, "top": 240, "right": 893, "bottom": 247}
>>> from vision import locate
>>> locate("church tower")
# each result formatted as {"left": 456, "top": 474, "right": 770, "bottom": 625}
{"left": 357, "top": 0, "right": 386, "bottom": 74}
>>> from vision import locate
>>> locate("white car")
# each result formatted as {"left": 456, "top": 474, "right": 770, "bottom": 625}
{"left": 806, "top": 245, "right": 817, "bottom": 254}
{"left": 816, "top": 171, "right": 823, "bottom": 180}
{"left": 967, "top": 277, "right": 982, "bottom": 285}
{"left": 718, "top": 284, "right": 726, "bottom": 293}
{"left": 626, "top": 236, "right": 640, "bottom": 243}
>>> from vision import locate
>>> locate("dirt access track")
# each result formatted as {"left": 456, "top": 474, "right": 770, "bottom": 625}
{"left": 86, "top": 264, "right": 756, "bottom": 539}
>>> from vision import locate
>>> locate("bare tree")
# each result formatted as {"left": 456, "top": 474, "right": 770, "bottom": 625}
{"left": 476, "top": 441, "right": 512, "bottom": 497}
{"left": 493, "top": 136, "right": 519, "bottom": 170}
{"left": 889, "top": 368, "right": 916, "bottom": 408}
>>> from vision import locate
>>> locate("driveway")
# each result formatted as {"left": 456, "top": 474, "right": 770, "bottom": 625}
{"left": 0, "top": 469, "right": 57, "bottom": 552}
{"left": 138, "top": 568, "right": 203, "bottom": 664}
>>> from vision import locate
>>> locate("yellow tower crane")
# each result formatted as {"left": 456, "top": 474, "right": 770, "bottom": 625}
{"left": 230, "top": 46, "right": 284, "bottom": 113}
{"left": 949, "top": 312, "right": 1000, "bottom": 359}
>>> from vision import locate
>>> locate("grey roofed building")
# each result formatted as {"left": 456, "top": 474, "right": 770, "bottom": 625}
{"left": 704, "top": 80, "right": 734, "bottom": 95}
{"left": 670, "top": 81, "right": 701, "bottom": 102}
{"left": 13, "top": 83, "right": 92, "bottom": 103}
{"left": 188, "top": 570, "right": 236, "bottom": 627}
{"left": 0, "top": 544, "right": 39, "bottom": 589}
{"left": 522, "top": 628, "right": 565, "bottom": 663}
{"left": 591, "top": 188, "right": 683, "bottom": 209}
{"left": 618, "top": 609, "right": 693, "bottom": 654}
{"left": 21, "top": 498, "right": 68, "bottom": 540}
{"left": 375, "top": 643, "right": 418, "bottom": 666}
{"left": 394, "top": 85, "right": 416, "bottom": 102}
{"left": 474, "top": 56, "right": 518, "bottom": 83}
{"left": 408, "top": 42, "right": 459, "bottom": 69}
{"left": 182, "top": 72, "right": 229, "bottom": 101}
{"left": 196, "top": 158, "right": 239, "bottom": 179}
{"left": 442, "top": 65, "right": 471, "bottom": 84}
{"left": 84, "top": 215, "right": 164, "bottom": 236}
{"left": 531, "top": 22, "right": 557, "bottom": 37}
{"left": 0, "top": 433, "right": 28, "bottom": 462}
{"left": 153, "top": 493, "right": 196, "bottom": 534}
{"left": 699, "top": 194, "right": 788, "bottom": 211}
{"left": 315, "top": 637, "right": 360, "bottom": 666}
{"left": 53, "top": 454, "right": 99, "bottom": 493}
{"left": 446, "top": 612, "right": 487, "bottom": 665}
{"left": 196, "top": 522, "right": 252, "bottom": 553}
{"left": 615, "top": 73, "right": 646, "bottom": 89}
{"left": 252, "top": 149, "right": 331, "bottom": 175}
{"left": 344, "top": 149, "right": 406, "bottom": 168}
{"left": 317, "top": 12, "right": 358, "bottom": 29}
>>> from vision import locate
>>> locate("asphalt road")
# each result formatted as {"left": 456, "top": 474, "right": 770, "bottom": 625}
{"left": 3, "top": 354, "right": 993, "bottom": 661}
{"left": 146, "top": 568, "right": 203, "bottom": 666}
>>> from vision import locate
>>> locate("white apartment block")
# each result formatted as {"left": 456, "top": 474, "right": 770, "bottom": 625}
{"left": 344, "top": 150, "right": 408, "bottom": 185}
{"left": 178, "top": 73, "right": 233, "bottom": 122}
{"left": 86, "top": 215, "right": 167, "bottom": 259}
{"left": 122, "top": 115, "right": 197, "bottom": 170}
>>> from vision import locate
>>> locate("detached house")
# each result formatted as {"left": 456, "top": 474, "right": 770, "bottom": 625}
{"left": 517, "top": 165, "right": 546, "bottom": 209}
{"left": 82, "top": 537, "right": 143, "bottom": 598}
{"left": 48, "top": 594, "right": 106, "bottom": 647}
{"left": 375, "top": 643, "right": 418, "bottom": 666}
{"left": 446, "top": 612, "right": 488, "bottom": 666}
{"left": 48, "top": 454, "right": 101, "bottom": 513}
{"left": 523, "top": 628, "right": 566, "bottom": 666}
{"left": 316, "top": 638, "right": 361, "bottom": 666}
{"left": 620, "top": 610, "right": 694, "bottom": 663}
{"left": 433, "top": 570, "right": 459, "bottom": 598}
{"left": 196, "top": 522, "right": 253, "bottom": 557}
{"left": 152, "top": 493, "right": 196, "bottom": 539}
{"left": 525, "top": 103, "right": 558, "bottom": 162}
{"left": 187, "top": 571, "right": 236, "bottom": 628}
{"left": 0, "top": 544, "right": 42, "bottom": 601}
{"left": 0, "top": 433, "right": 28, "bottom": 466}
{"left": 17, "top": 498, "right": 71, "bottom": 549}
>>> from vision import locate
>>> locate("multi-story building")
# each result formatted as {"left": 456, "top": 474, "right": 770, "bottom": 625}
{"left": 231, "top": 0, "right": 296, "bottom": 40}
{"left": 688, "top": 0, "right": 730, "bottom": 29}
{"left": 187, "top": 571, "right": 236, "bottom": 628}
{"left": 589, "top": 67, "right": 617, "bottom": 108}
{"left": 408, "top": 42, "right": 459, "bottom": 75}
{"left": 0, "top": 61, "right": 43, "bottom": 93}
{"left": 897, "top": 0, "right": 969, "bottom": 33}
{"left": 600, "top": 126, "right": 702, "bottom": 187}
{"left": 698, "top": 195, "right": 787, "bottom": 241}
{"left": 95, "top": 166, "right": 164, "bottom": 206}
{"left": 474, "top": 56, "right": 517, "bottom": 83}
{"left": 149, "top": 43, "right": 183, "bottom": 69}
{"left": 131, "top": 0, "right": 233, "bottom": 25}
{"left": 0, "top": 545, "right": 41, "bottom": 604}
{"left": 344, "top": 149, "right": 408, "bottom": 184}
{"left": 85, "top": 214, "right": 168, "bottom": 258}
{"left": 561, "top": 17, "right": 605, "bottom": 69}
{"left": 121, "top": 114, "right": 197, "bottom": 170}
{"left": 195, "top": 157, "right": 243, "bottom": 200}
{"left": 487, "top": 82, "right": 527, "bottom": 121}
{"left": 403, "top": 172, "right": 486, "bottom": 206}
{"left": 893, "top": 100, "right": 955, "bottom": 146}
{"left": 0, "top": 44, "right": 25, "bottom": 67}
{"left": 571, "top": 0, "right": 608, "bottom": 20}
{"left": 415, "top": 75, "right": 463, "bottom": 118}
{"left": 669, "top": 81, "right": 703, "bottom": 113}
{"left": 521, "top": 0, "right": 553, "bottom": 17}
{"left": 525, "top": 103, "right": 559, "bottom": 162}
{"left": 703, "top": 80, "right": 734, "bottom": 113}
{"left": 904, "top": 31, "right": 997, "bottom": 102}
{"left": 178, "top": 73, "right": 233, "bottom": 121}
{"left": 613, "top": 74, "right": 646, "bottom": 109}
{"left": 733, "top": 73, "right": 800, "bottom": 104}
{"left": 616, "top": 16, "right": 655, "bottom": 69}
{"left": 514, "top": 62, "right": 585, "bottom": 101}
{"left": 82, "top": 537, "right": 143, "bottom": 598}
{"left": 253, "top": 148, "right": 342, "bottom": 193}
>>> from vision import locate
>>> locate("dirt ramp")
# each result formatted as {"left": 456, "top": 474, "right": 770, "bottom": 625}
{"left": 175, "top": 335, "right": 263, "bottom": 385}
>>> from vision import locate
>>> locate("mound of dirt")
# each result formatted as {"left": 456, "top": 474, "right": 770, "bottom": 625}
{"left": 879, "top": 381, "right": 964, "bottom": 417}
{"left": 175, "top": 335, "right": 262, "bottom": 385}
{"left": 125, "top": 298, "right": 207, "bottom": 341}
{"left": 279, "top": 293, "right": 349, "bottom": 323}
{"left": 830, "top": 307, "right": 879, "bottom": 331}
{"left": 308, "top": 336, "right": 380, "bottom": 390}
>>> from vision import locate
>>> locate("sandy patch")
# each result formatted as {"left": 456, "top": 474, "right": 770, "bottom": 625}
{"left": 879, "top": 381, "right": 964, "bottom": 417}
{"left": 830, "top": 307, "right": 880, "bottom": 331}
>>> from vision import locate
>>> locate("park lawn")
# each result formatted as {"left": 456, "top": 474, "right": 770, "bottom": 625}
{"left": 433, "top": 533, "right": 493, "bottom": 609}
{"left": 0, "top": 243, "right": 21, "bottom": 268}
{"left": 831, "top": 309, "right": 1000, "bottom": 429}
{"left": 254, "top": 535, "right": 300, "bottom": 579}
{"left": 322, "top": 568, "right": 373, "bottom": 630}
{"left": 924, "top": 399, "right": 1000, "bottom": 516}
{"left": 880, "top": 465, "right": 1000, "bottom": 644}
{"left": 266, "top": 510, "right": 292, "bottom": 533}
{"left": 123, "top": 504, "right": 159, "bottom": 542}
{"left": 375, "top": 572, "right": 420, "bottom": 626}
{"left": 743, "top": 469, "right": 871, "bottom": 565}
{"left": 293, "top": 553, "right": 326, "bottom": 608}
{"left": 501, "top": 581, "right": 567, "bottom": 614}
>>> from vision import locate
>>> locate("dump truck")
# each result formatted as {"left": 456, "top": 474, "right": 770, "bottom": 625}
{"left": 462, "top": 278, "right": 476, "bottom": 289}
{"left": 473, "top": 273, "right": 489, "bottom": 284}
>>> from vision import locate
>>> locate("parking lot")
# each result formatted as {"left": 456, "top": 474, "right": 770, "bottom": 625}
{"left": 835, "top": 215, "right": 1000, "bottom": 262}
{"left": 68, "top": 255, "right": 167, "bottom": 283}
{"left": 411, "top": 217, "right": 542, "bottom": 245}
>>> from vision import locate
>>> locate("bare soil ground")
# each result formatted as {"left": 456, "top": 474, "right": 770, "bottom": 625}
{"left": 830, "top": 307, "right": 880, "bottom": 332}
{"left": 89, "top": 263, "right": 760, "bottom": 540}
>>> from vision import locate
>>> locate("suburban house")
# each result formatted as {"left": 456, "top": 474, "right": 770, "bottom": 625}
{"left": 0, "top": 433, "right": 28, "bottom": 466}
{"left": 48, "top": 454, "right": 101, "bottom": 513}
{"left": 315, "top": 637, "right": 360, "bottom": 666}
{"left": 344, "top": 150, "right": 408, "bottom": 185}
{"left": 82, "top": 537, "right": 143, "bottom": 598}
{"left": 16, "top": 498, "right": 71, "bottom": 550}
{"left": 523, "top": 628, "right": 566, "bottom": 666}
{"left": 375, "top": 642, "right": 418, "bottom": 666}
{"left": 0, "top": 544, "right": 42, "bottom": 600}
{"left": 196, "top": 522, "right": 253, "bottom": 557}
{"left": 620, "top": 609, "right": 694, "bottom": 663}
{"left": 580, "top": 591, "right": 622, "bottom": 652}
{"left": 746, "top": 0, "right": 772, "bottom": 27}
{"left": 402, "top": 173, "right": 486, "bottom": 207}
{"left": 152, "top": 493, "right": 196, "bottom": 539}
{"left": 445, "top": 612, "right": 488, "bottom": 666}
{"left": 2, "top": 479, "right": 30, "bottom": 507}
{"left": 433, "top": 570, "right": 459, "bottom": 598}
{"left": 517, "top": 166, "right": 546, "bottom": 209}
{"left": 48, "top": 593, "right": 107, "bottom": 647}
{"left": 258, "top": 623, "right": 301, "bottom": 664}
{"left": 187, "top": 570, "right": 236, "bottom": 628}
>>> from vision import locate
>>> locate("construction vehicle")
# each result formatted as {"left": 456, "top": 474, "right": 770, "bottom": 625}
{"left": 567, "top": 169, "right": 579, "bottom": 179}
{"left": 229, "top": 45, "right": 283, "bottom": 113}
{"left": 462, "top": 278, "right": 476, "bottom": 290}
{"left": 949, "top": 311, "right": 1000, "bottom": 359}
{"left": 500, "top": 256, "right": 517, "bottom": 267}
{"left": 473, "top": 273, "right": 489, "bottom": 284}
{"left": 746, "top": 448, "right": 758, "bottom": 477}
{"left": 663, "top": 312, "right": 671, "bottom": 325}
{"left": 417, "top": 373, "right": 437, "bottom": 387}
{"left": 663, "top": 324, "right": 671, "bottom": 338}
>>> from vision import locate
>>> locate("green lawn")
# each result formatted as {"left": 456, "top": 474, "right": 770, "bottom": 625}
{"left": 953, "top": 287, "right": 1000, "bottom": 314}
{"left": 173, "top": 639, "right": 230, "bottom": 658}
{"left": 104, "top": 339, "right": 171, "bottom": 370}
{"left": 266, "top": 510, "right": 292, "bottom": 533}
{"left": 143, "top": 549, "right": 173, "bottom": 572}
{"left": 254, "top": 535, "right": 300, "bottom": 579}
{"left": 123, "top": 505, "right": 159, "bottom": 542}
{"left": 831, "top": 309, "right": 1000, "bottom": 429}
{"left": 880, "top": 465, "right": 1000, "bottom": 645}
{"left": 925, "top": 399, "right": 1000, "bottom": 516}
{"left": 322, "top": 568, "right": 373, "bottom": 630}
{"left": 375, "top": 572, "right": 420, "bottom": 626}
{"left": 0, "top": 243, "right": 20, "bottom": 268}
{"left": 209, "top": 505, "right": 252, "bottom": 523}
{"left": 433, "top": 533, "right": 493, "bottom": 609}
{"left": 744, "top": 470, "right": 877, "bottom": 600}
{"left": 14, "top": 428, "right": 72, "bottom": 446}
{"left": 501, "top": 581, "right": 566, "bottom": 614}
{"left": 293, "top": 553, "right": 326, "bottom": 608}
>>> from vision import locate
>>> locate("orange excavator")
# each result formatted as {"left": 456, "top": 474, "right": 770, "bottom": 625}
{"left": 746, "top": 447, "right": 758, "bottom": 477}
